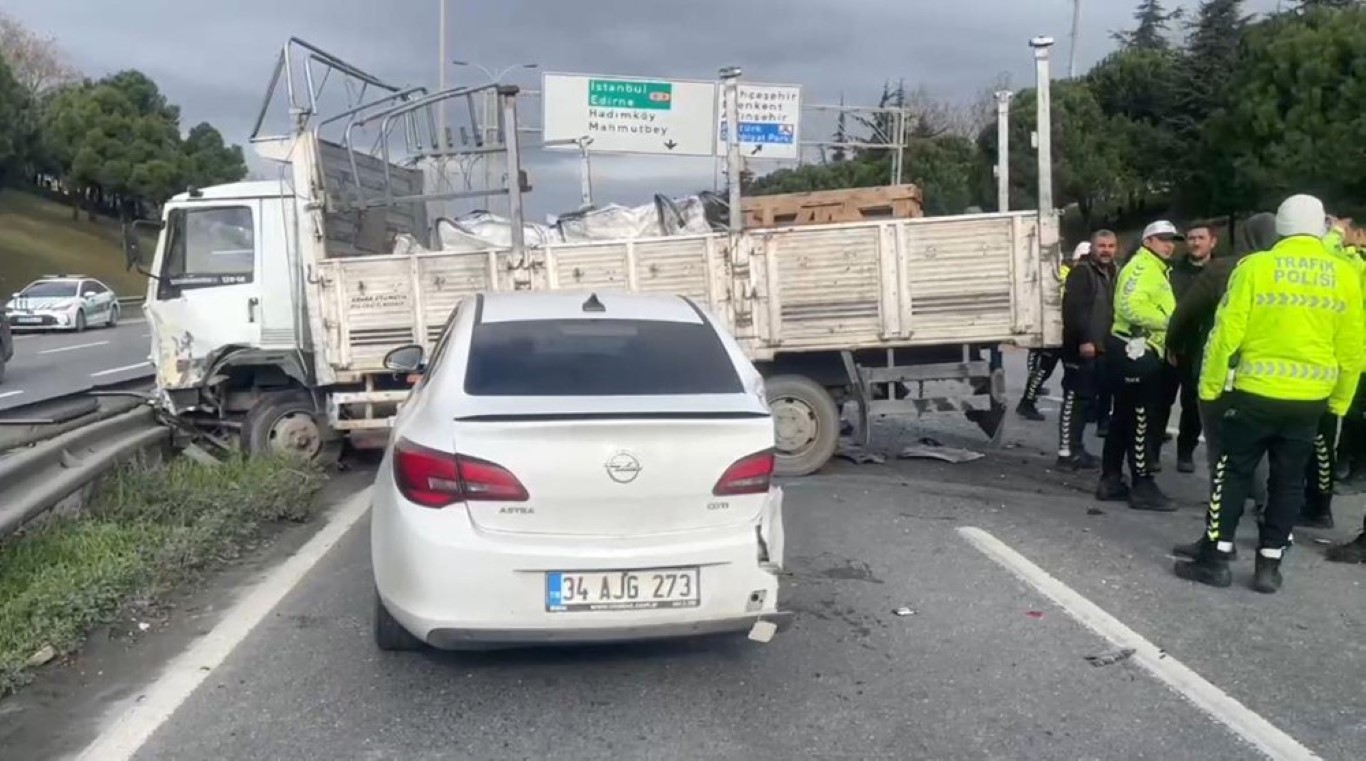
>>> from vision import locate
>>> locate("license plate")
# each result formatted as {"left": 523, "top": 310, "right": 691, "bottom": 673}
{"left": 13, "top": 317, "right": 41, "bottom": 324}
{"left": 545, "top": 567, "right": 701, "bottom": 612}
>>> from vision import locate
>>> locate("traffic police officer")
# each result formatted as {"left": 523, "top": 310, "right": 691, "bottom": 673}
{"left": 1175, "top": 195, "right": 1364, "bottom": 593}
{"left": 1018, "top": 246, "right": 1082, "bottom": 421}
{"left": 1300, "top": 220, "right": 1366, "bottom": 529}
{"left": 1097, "top": 221, "right": 1182, "bottom": 510}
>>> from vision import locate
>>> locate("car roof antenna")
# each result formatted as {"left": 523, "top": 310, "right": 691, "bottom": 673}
{"left": 582, "top": 293, "right": 606, "bottom": 313}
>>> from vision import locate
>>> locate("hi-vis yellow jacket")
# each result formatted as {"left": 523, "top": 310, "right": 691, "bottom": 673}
{"left": 1112, "top": 247, "right": 1175, "bottom": 354}
{"left": 1059, "top": 263, "right": 1071, "bottom": 299}
{"left": 1325, "top": 229, "right": 1366, "bottom": 277}
{"left": 1199, "top": 235, "right": 1365, "bottom": 415}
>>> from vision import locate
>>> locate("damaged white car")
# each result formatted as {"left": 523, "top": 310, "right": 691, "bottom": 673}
{"left": 369, "top": 290, "right": 788, "bottom": 650}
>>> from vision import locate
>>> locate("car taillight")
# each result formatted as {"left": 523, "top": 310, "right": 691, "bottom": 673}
{"left": 713, "top": 450, "right": 775, "bottom": 496}
{"left": 393, "top": 438, "right": 528, "bottom": 508}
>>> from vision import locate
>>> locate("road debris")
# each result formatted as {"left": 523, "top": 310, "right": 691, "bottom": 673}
{"left": 899, "top": 440, "right": 984, "bottom": 464}
{"left": 1085, "top": 647, "right": 1136, "bottom": 667}
{"left": 836, "top": 445, "right": 886, "bottom": 465}
{"left": 1087, "top": 508, "right": 1106, "bottom": 516}
{"left": 892, "top": 607, "right": 916, "bottom": 617}
{"left": 26, "top": 645, "right": 56, "bottom": 668}
{"left": 1025, "top": 610, "right": 1045, "bottom": 620}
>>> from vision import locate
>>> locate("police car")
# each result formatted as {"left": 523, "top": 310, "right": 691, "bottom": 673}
{"left": 4, "top": 275, "right": 122, "bottom": 332}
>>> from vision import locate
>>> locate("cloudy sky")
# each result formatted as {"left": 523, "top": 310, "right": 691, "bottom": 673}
{"left": 8, "top": 0, "right": 1281, "bottom": 218}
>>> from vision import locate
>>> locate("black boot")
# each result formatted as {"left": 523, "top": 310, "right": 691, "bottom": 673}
{"left": 1173, "top": 536, "right": 1238, "bottom": 561}
{"left": 1095, "top": 418, "right": 1110, "bottom": 438}
{"left": 1057, "top": 451, "right": 1100, "bottom": 471}
{"left": 1095, "top": 473, "right": 1130, "bottom": 501}
{"left": 1016, "top": 400, "right": 1045, "bottom": 421}
{"left": 1252, "top": 553, "right": 1283, "bottom": 594}
{"left": 1297, "top": 495, "right": 1334, "bottom": 529}
{"left": 1129, "top": 477, "right": 1175, "bottom": 512}
{"left": 1176, "top": 451, "right": 1196, "bottom": 474}
{"left": 1174, "top": 543, "right": 1233, "bottom": 588}
{"left": 1325, "top": 532, "right": 1366, "bottom": 564}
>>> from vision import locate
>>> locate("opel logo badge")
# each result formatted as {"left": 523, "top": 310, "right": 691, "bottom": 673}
{"left": 605, "top": 451, "right": 642, "bottom": 484}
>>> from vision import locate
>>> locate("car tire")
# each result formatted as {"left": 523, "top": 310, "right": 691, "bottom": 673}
{"left": 374, "top": 591, "right": 423, "bottom": 651}
{"left": 74, "top": 310, "right": 87, "bottom": 332}
{"left": 241, "top": 390, "right": 343, "bottom": 464}
{"left": 765, "top": 374, "right": 841, "bottom": 477}
{"left": 106, "top": 303, "right": 120, "bottom": 328}
{"left": 0, "top": 354, "right": 6, "bottom": 385}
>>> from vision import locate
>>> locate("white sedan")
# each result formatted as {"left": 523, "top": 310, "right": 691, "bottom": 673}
{"left": 370, "top": 290, "right": 787, "bottom": 650}
{"left": 4, "top": 275, "right": 121, "bottom": 332}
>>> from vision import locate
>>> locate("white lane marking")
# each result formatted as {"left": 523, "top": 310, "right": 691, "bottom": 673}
{"left": 39, "top": 340, "right": 109, "bottom": 355}
{"left": 77, "top": 490, "right": 372, "bottom": 761}
{"left": 91, "top": 361, "right": 152, "bottom": 378}
{"left": 0, "top": 390, "right": 23, "bottom": 400}
{"left": 957, "top": 527, "right": 1319, "bottom": 761}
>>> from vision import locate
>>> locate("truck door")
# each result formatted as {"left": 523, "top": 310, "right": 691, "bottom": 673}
{"left": 147, "top": 201, "right": 263, "bottom": 388}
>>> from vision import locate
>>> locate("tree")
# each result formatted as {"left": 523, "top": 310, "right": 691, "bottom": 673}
{"left": 978, "top": 82, "right": 1133, "bottom": 227}
{"left": 43, "top": 71, "right": 186, "bottom": 220}
{"left": 1206, "top": 5, "right": 1366, "bottom": 215}
{"left": 181, "top": 122, "right": 247, "bottom": 189}
{"left": 0, "top": 58, "right": 30, "bottom": 184}
{"left": 1114, "top": 0, "right": 1183, "bottom": 51}
{"left": 1084, "top": 48, "right": 1183, "bottom": 212}
{"left": 0, "top": 12, "right": 77, "bottom": 97}
{"left": 1169, "top": 0, "right": 1253, "bottom": 214}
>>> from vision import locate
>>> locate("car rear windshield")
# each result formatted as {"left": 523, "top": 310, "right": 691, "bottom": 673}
{"left": 20, "top": 282, "right": 78, "bottom": 298}
{"left": 464, "top": 318, "right": 744, "bottom": 396}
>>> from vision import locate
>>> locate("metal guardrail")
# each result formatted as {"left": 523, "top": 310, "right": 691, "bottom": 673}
{"left": 0, "top": 406, "right": 168, "bottom": 541}
{"left": 0, "top": 373, "right": 156, "bottom": 451}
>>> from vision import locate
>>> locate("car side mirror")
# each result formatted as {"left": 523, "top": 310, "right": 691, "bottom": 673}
{"left": 383, "top": 344, "right": 426, "bottom": 373}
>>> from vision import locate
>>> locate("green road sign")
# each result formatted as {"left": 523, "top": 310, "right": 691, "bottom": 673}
{"left": 588, "top": 79, "right": 673, "bottom": 110}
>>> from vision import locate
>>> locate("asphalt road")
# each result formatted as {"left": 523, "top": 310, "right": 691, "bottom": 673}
{"left": 0, "top": 319, "right": 152, "bottom": 412}
{"left": 5, "top": 348, "right": 1364, "bottom": 760}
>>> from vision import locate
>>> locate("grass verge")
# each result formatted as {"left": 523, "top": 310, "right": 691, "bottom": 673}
{"left": 0, "top": 455, "right": 325, "bottom": 697}
{"left": 0, "top": 188, "right": 152, "bottom": 297}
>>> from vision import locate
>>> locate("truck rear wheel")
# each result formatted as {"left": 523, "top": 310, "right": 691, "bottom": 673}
{"left": 766, "top": 374, "right": 840, "bottom": 477}
{"left": 241, "top": 391, "right": 342, "bottom": 465}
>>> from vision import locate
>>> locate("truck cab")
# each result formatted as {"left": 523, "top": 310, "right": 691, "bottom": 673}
{"left": 134, "top": 181, "right": 338, "bottom": 459}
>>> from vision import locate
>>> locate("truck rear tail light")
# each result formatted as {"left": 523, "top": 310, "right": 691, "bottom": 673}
{"left": 394, "top": 438, "right": 528, "bottom": 507}
{"left": 713, "top": 450, "right": 775, "bottom": 496}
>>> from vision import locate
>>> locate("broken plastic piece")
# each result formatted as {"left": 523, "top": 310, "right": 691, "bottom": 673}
{"left": 748, "top": 620, "right": 777, "bottom": 643}
{"left": 836, "top": 445, "right": 886, "bottom": 465}
{"left": 1084, "top": 647, "right": 1136, "bottom": 667}
{"left": 899, "top": 444, "right": 984, "bottom": 464}
{"left": 1025, "top": 610, "right": 1044, "bottom": 619}
{"left": 893, "top": 607, "right": 916, "bottom": 617}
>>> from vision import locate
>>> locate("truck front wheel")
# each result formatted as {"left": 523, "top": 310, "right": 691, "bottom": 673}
{"left": 242, "top": 391, "right": 342, "bottom": 465}
{"left": 766, "top": 374, "right": 841, "bottom": 477}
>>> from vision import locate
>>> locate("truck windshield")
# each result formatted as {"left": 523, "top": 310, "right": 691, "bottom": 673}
{"left": 20, "top": 282, "right": 79, "bottom": 298}
{"left": 464, "top": 319, "right": 744, "bottom": 396}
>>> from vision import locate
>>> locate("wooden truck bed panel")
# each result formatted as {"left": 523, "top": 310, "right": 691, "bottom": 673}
{"left": 316, "top": 212, "right": 1056, "bottom": 376}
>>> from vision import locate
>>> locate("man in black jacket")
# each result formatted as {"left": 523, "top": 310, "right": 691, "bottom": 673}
{"left": 1156, "top": 222, "right": 1217, "bottom": 472}
{"left": 1056, "top": 230, "right": 1119, "bottom": 470}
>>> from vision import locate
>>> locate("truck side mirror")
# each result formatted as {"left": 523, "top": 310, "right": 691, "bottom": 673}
{"left": 383, "top": 344, "right": 426, "bottom": 373}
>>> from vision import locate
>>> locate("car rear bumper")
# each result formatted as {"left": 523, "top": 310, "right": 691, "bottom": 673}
{"left": 424, "top": 611, "right": 794, "bottom": 650}
{"left": 371, "top": 465, "right": 786, "bottom": 648}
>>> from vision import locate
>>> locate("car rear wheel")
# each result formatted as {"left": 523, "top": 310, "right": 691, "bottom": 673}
{"left": 374, "top": 591, "right": 423, "bottom": 651}
{"left": 766, "top": 374, "right": 841, "bottom": 477}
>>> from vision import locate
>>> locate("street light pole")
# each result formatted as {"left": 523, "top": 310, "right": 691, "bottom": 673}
{"left": 994, "top": 90, "right": 1012, "bottom": 213}
{"left": 719, "top": 66, "right": 743, "bottom": 233}
{"left": 437, "top": 0, "right": 447, "bottom": 149}
{"left": 1069, "top": 0, "right": 1084, "bottom": 78}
